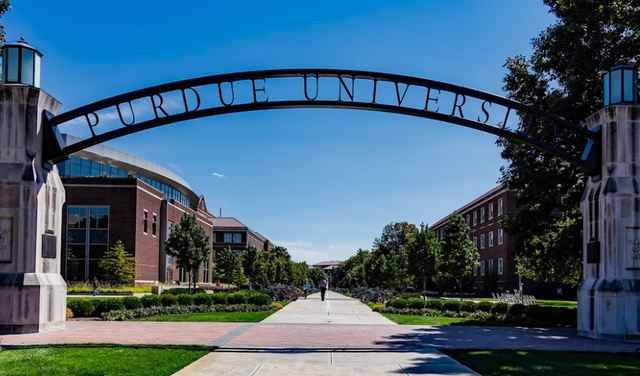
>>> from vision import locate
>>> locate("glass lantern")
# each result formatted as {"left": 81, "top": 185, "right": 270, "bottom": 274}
{"left": 604, "top": 64, "right": 638, "bottom": 106}
{"left": 2, "top": 38, "right": 42, "bottom": 88}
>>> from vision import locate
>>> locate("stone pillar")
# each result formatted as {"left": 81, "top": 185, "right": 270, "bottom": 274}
{"left": 578, "top": 105, "right": 640, "bottom": 342}
{"left": 0, "top": 85, "right": 66, "bottom": 334}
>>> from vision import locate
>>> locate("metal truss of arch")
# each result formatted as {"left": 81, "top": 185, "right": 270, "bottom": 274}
{"left": 45, "top": 69, "right": 600, "bottom": 176}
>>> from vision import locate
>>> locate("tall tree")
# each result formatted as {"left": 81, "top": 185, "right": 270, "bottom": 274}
{"left": 165, "top": 214, "right": 212, "bottom": 293}
{"left": 497, "top": 0, "right": 640, "bottom": 286}
{"left": 99, "top": 239, "right": 136, "bottom": 284}
{"left": 216, "top": 247, "right": 243, "bottom": 288}
{"left": 372, "top": 221, "right": 418, "bottom": 287}
{"left": 240, "top": 244, "right": 263, "bottom": 287}
{"left": 439, "top": 212, "right": 479, "bottom": 301}
{"left": 406, "top": 223, "right": 441, "bottom": 293}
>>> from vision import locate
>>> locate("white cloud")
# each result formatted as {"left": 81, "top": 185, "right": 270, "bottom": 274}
{"left": 212, "top": 173, "right": 225, "bottom": 178}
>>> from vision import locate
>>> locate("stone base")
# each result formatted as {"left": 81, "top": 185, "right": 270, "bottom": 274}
{"left": 578, "top": 278, "right": 640, "bottom": 342}
{"left": 0, "top": 272, "right": 67, "bottom": 334}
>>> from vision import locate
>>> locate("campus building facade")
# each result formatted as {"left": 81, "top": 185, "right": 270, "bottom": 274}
{"left": 430, "top": 184, "right": 522, "bottom": 293}
{"left": 58, "top": 135, "right": 272, "bottom": 284}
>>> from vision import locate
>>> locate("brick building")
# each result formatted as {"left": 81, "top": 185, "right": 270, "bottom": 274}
{"left": 211, "top": 217, "right": 274, "bottom": 256}
{"left": 430, "top": 184, "right": 522, "bottom": 293}
{"left": 59, "top": 134, "right": 271, "bottom": 285}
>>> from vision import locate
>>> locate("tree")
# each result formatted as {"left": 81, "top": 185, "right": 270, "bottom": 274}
{"left": 240, "top": 244, "right": 263, "bottom": 287}
{"left": 439, "top": 212, "right": 479, "bottom": 301}
{"left": 497, "top": 0, "right": 640, "bottom": 286}
{"left": 372, "top": 221, "right": 418, "bottom": 287}
{"left": 307, "top": 266, "right": 327, "bottom": 287}
{"left": 216, "top": 247, "right": 243, "bottom": 288}
{"left": 334, "top": 249, "right": 369, "bottom": 288}
{"left": 165, "top": 214, "right": 212, "bottom": 293}
{"left": 99, "top": 239, "right": 136, "bottom": 284}
{"left": 406, "top": 223, "right": 441, "bottom": 293}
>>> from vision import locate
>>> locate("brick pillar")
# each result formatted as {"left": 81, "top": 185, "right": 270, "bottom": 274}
{"left": 0, "top": 85, "right": 67, "bottom": 333}
{"left": 578, "top": 105, "right": 640, "bottom": 342}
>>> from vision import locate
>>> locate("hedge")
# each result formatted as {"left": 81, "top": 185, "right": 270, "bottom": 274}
{"left": 161, "top": 288, "right": 206, "bottom": 295}
{"left": 212, "top": 293, "right": 230, "bottom": 305}
{"left": 67, "top": 298, "right": 96, "bottom": 317}
{"left": 101, "top": 304, "right": 277, "bottom": 321}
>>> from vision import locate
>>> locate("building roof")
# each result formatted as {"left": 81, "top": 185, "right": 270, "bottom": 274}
{"left": 430, "top": 183, "right": 510, "bottom": 229}
{"left": 211, "top": 217, "right": 248, "bottom": 229}
{"left": 312, "top": 261, "right": 343, "bottom": 270}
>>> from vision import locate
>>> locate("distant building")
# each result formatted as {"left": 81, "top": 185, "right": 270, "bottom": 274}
{"left": 311, "top": 261, "right": 343, "bottom": 271}
{"left": 58, "top": 134, "right": 273, "bottom": 285}
{"left": 430, "top": 184, "right": 523, "bottom": 293}
{"left": 211, "top": 217, "right": 274, "bottom": 256}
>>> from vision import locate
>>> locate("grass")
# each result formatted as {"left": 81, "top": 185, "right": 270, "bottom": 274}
{"left": 67, "top": 282, "right": 151, "bottom": 294}
{"left": 0, "top": 345, "right": 212, "bottom": 376}
{"left": 134, "top": 311, "right": 276, "bottom": 322}
{"left": 443, "top": 350, "right": 640, "bottom": 376}
{"left": 381, "top": 313, "right": 502, "bottom": 326}
{"left": 468, "top": 298, "right": 577, "bottom": 308}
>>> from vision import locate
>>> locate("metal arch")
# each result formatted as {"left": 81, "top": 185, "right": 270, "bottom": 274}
{"left": 45, "top": 69, "right": 600, "bottom": 175}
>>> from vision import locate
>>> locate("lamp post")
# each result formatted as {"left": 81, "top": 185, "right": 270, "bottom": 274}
{"left": 603, "top": 64, "right": 638, "bottom": 106}
{"left": 2, "top": 37, "right": 42, "bottom": 88}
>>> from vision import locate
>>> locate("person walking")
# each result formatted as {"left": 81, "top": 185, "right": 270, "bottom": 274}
{"left": 303, "top": 278, "right": 310, "bottom": 299}
{"left": 318, "top": 277, "right": 327, "bottom": 302}
{"left": 92, "top": 277, "right": 99, "bottom": 296}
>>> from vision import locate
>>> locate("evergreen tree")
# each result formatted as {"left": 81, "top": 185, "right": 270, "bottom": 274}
{"left": 439, "top": 212, "right": 479, "bottom": 301}
{"left": 165, "top": 214, "right": 211, "bottom": 293}
{"left": 497, "top": 0, "right": 640, "bottom": 286}
{"left": 0, "top": 1, "right": 10, "bottom": 81}
{"left": 99, "top": 239, "right": 136, "bottom": 284}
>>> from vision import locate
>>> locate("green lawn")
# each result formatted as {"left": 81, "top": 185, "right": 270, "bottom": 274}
{"left": 0, "top": 345, "right": 211, "bottom": 376}
{"left": 443, "top": 350, "right": 640, "bottom": 376}
{"left": 468, "top": 298, "right": 577, "bottom": 308}
{"left": 134, "top": 310, "right": 276, "bottom": 322}
{"left": 381, "top": 313, "right": 501, "bottom": 326}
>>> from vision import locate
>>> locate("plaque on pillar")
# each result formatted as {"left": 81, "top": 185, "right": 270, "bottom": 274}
{"left": 627, "top": 227, "right": 640, "bottom": 270}
{"left": 0, "top": 217, "right": 13, "bottom": 263}
{"left": 42, "top": 233, "right": 57, "bottom": 259}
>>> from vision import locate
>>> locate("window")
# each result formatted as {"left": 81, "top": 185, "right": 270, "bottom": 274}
{"left": 498, "top": 258, "right": 503, "bottom": 275}
{"left": 168, "top": 221, "right": 174, "bottom": 236}
{"left": 143, "top": 211, "right": 148, "bottom": 234}
{"left": 480, "top": 234, "right": 485, "bottom": 249}
{"left": 203, "top": 261, "right": 210, "bottom": 283}
{"left": 489, "top": 259, "right": 494, "bottom": 275}
{"left": 473, "top": 266, "right": 477, "bottom": 276}
{"left": 473, "top": 236, "right": 478, "bottom": 249}
{"left": 167, "top": 255, "right": 173, "bottom": 265}
{"left": 489, "top": 203, "right": 494, "bottom": 219}
{"left": 480, "top": 207, "right": 485, "bottom": 223}
{"left": 498, "top": 198, "right": 504, "bottom": 215}
{"left": 213, "top": 233, "right": 217, "bottom": 243}
{"left": 498, "top": 228, "right": 504, "bottom": 245}
{"left": 65, "top": 206, "right": 109, "bottom": 281}
{"left": 480, "top": 261, "right": 485, "bottom": 276}
{"left": 489, "top": 231, "right": 494, "bottom": 247}
{"left": 466, "top": 214, "right": 470, "bottom": 225}
{"left": 233, "top": 233, "right": 242, "bottom": 243}
{"left": 224, "top": 233, "right": 232, "bottom": 243}
{"left": 152, "top": 214, "right": 157, "bottom": 236}
{"left": 473, "top": 211, "right": 477, "bottom": 225}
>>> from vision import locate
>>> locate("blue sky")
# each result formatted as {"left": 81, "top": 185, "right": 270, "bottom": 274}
{"left": 4, "top": 1, "right": 555, "bottom": 264}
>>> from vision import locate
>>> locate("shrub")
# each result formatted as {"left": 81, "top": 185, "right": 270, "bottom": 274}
{"left": 160, "top": 294, "right": 179, "bottom": 307}
{"left": 122, "top": 296, "right": 143, "bottom": 310}
{"left": 248, "top": 292, "right": 271, "bottom": 306}
{"left": 66, "top": 307, "right": 74, "bottom": 319}
{"left": 406, "top": 298, "right": 426, "bottom": 309}
{"left": 476, "top": 301, "right": 493, "bottom": 312}
{"left": 140, "top": 295, "right": 162, "bottom": 308}
{"left": 193, "top": 293, "right": 213, "bottom": 306}
{"left": 94, "top": 298, "right": 125, "bottom": 316}
{"left": 490, "top": 302, "right": 509, "bottom": 314}
{"left": 229, "top": 292, "right": 249, "bottom": 304}
{"left": 460, "top": 301, "right": 477, "bottom": 312}
{"left": 442, "top": 300, "right": 462, "bottom": 312}
{"left": 424, "top": 299, "right": 444, "bottom": 310}
{"left": 271, "top": 302, "right": 283, "bottom": 310}
{"left": 396, "top": 292, "right": 422, "bottom": 300}
{"left": 552, "top": 307, "right": 577, "bottom": 327}
{"left": 67, "top": 298, "right": 96, "bottom": 317}
{"left": 177, "top": 294, "right": 195, "bottom": 306}
{"left": 212, "top": 292, "right": 230, "bottom": 305}
{"left": 386, "top": 298, "right": 409, "bottom": 309}
{"left": 526, "top": 305, "right": 553, "bottom": 324}
{"left": 507, "top": 303, "right": 526, "bottom": 316}
{"left": 162, "top": 288, "right": 206, "bottom": 295}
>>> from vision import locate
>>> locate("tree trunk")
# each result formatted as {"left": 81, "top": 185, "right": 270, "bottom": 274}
{"left": 422, "top": 276, "right": 427, "bottom": 300}
{"left": 188, "top": 270, "right": 192, "bottom": 294}
{"left": 458, "top": 280, "right": 463, "bottom": 302}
